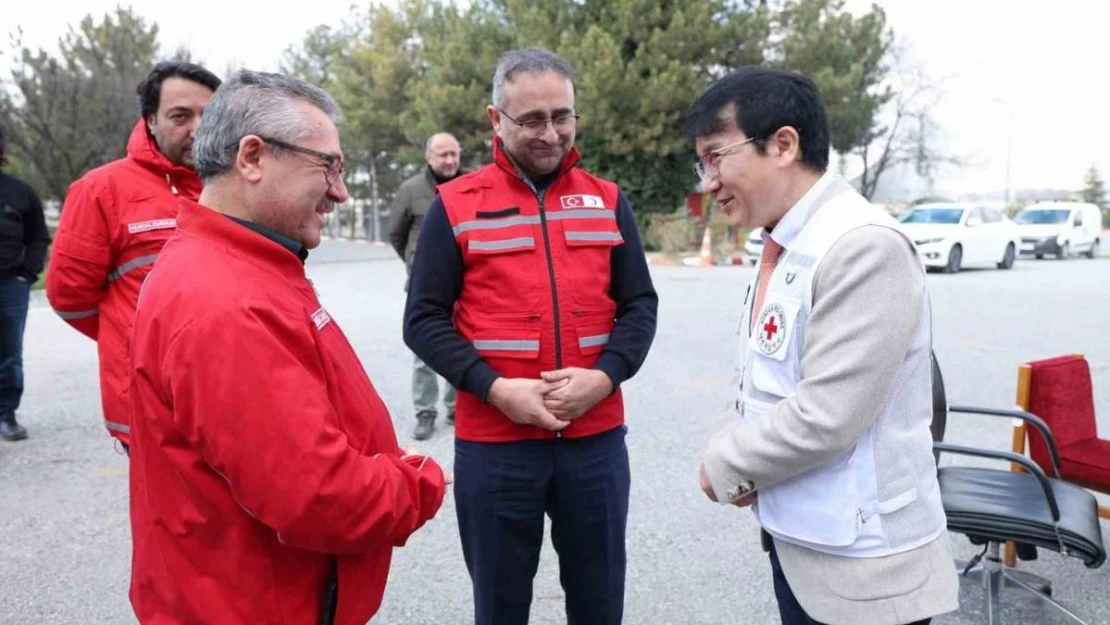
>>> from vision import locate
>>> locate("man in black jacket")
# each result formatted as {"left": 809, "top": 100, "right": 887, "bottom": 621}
{"left": 0, "top": 128, "right": 51, "bottom": 441}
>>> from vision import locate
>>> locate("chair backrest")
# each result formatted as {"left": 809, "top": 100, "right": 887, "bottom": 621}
{"left": 930, "top": 351, "right": 947, "bottom": 461}
{"left": 1021, "top": 354, "right": 1097, "bottom": 468}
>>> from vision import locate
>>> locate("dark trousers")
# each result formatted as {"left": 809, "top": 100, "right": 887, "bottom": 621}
{"left": 0, "top": 277, "right": 30, "bottom": 417}
{"left": 454, "top": 425, "right": 630, "bottom": 625}
{"left": 768, "top": 539, "right": 932, "bottom": 625}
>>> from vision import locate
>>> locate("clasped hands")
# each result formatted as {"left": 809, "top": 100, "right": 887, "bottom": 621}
{"left": 488, "top": 368, "right": 613, "bottom": 431}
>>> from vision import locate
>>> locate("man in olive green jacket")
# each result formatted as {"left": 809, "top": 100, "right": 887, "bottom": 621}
{"left": 388, "top": 132, "right": 463, "bottom": 440}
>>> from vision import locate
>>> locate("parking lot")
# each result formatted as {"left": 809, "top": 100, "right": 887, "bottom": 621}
{"left": 2, "top": 242, "right": 1108, "bottom": 625}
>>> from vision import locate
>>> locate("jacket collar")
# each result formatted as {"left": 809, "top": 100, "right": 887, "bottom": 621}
{"left": 491, "top": 137, "right": 581, "bottom": 184}
{"left": 126, "top": 119, "right": 203, "bottom": 200}
{"left": 174, "top": 199, "right": 308, "bottom": 282}
{"left": 766, "top": 171, "right": 848, "bottom": 250}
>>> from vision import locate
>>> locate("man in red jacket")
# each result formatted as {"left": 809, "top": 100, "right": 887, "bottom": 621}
{"left": 46, "top": 61, "right": 221, "bottom": 447}
{"left": 128, "top": 69, "right": 448, "bottom": 625}
{"left": 404, "top": 47, "right": 658, "bottom": 625}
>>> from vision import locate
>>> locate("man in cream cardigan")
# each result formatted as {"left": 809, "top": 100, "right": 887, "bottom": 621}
{"left": 690, "top": 66, "right": 959, "bottom": 625}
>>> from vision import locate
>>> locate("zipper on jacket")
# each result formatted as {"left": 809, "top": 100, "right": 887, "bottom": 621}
{"left": 519, "top": 176, "right": 565, "bottom": 438}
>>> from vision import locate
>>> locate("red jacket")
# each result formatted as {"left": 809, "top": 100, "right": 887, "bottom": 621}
{"left": 438, "top": 142, "right": 626, "bottom": 441}
{"left": 128, "top": 200, "right": 446, "bottom": 625}
{"left": 47, "top": 119, "right": 202, "bottom": 444}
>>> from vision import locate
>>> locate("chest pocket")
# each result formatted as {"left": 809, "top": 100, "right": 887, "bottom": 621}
{"left": 550, "top": 208, "right": 622, "bottom": 309}
{"left": 458, "top": 208, "right": 543, "bottom": 312}
{"left": 748, "top": 297, "right": 803, "bottom": 397}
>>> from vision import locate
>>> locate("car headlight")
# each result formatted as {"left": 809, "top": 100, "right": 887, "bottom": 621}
{"left": 915, "top": 237, "right": 944, "bottom": 245}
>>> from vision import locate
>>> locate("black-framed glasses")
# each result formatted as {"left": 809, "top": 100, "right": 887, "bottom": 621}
{"left": 234, "top": 135, "right": 346, "bottom": 187}
{"left": 497, "top": 109, "right": 579, "bottom": 137}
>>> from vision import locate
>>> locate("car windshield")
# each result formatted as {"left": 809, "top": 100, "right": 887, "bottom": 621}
{"left": 900, "top": 208, "right": 964, "bottom": 224}
{"left": 1015, "top": 209, "right": 1069, "bottom": 225}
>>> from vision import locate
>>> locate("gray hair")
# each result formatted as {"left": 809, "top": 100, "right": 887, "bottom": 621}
{"left": 490, "top": 48, "right": 575, "bottom": 110}
{"left": 193, "top": 70, "right": 341, "bottom": 181}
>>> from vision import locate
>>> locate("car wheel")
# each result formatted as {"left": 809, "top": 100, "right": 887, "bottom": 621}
{"left": 1056, "top": 242, "right": 1070, "bottom": 260}
{"left": 997, "top": 243, "right": 1015, "bottom": 269}
{"left": 944, "top": 244, "right": 962, "bottom": 274}
{"left": 1086, "top": 240, "right": 1100, "bottom": 259}
{"left": 1035, "top": 253, "right": 1044, "bottom": 260}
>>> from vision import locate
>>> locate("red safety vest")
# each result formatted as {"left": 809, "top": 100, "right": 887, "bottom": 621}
{"left": 439, "top": 140, "right": 626, "bottom": 442}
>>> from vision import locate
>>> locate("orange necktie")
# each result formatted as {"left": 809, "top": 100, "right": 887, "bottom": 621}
{"left": 750, "top": 238, "right": 784, "bottom": 334}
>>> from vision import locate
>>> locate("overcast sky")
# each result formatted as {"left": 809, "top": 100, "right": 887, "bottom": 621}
{"left": 6, "top": 0, "right": 1109, "bottom": 196}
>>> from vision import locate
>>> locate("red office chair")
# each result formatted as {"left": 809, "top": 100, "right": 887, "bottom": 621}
{"left": 1007, "top": 354, "right": 1110, "bottom": 566}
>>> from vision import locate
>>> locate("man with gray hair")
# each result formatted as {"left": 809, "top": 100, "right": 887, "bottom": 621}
{"left": 388, "top": 131, "right": 463, "bottom": 440}
{"left": 128, "top": 70, "right": 448, "bottom": 625}
{"left": 405, "top": 47, "right": 658, "bottom": 625}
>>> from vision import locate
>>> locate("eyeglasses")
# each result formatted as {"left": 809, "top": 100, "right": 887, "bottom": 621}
{"left": 693, "top": 136, "right": 762, "bottom": 182}
{"left": 239, "top": 135, "right": 347, "bottom": 187}
{"left": 498, "top": 109, "right": 579, "bottom": 137}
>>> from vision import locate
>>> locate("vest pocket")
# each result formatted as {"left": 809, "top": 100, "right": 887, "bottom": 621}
{"left": 758, "top": 460, "right": 861, "bottom": 547}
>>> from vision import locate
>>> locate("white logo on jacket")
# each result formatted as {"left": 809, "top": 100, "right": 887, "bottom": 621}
{"left": 311, "top": 307, "right": 332, "bottom": 330}
{"left": 127, "top": 219, "right": 177, "bottom": 234}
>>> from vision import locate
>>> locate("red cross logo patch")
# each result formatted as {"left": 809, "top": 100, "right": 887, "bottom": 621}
{"left": 755, "top": 303, "right": 788, "bottom": 356}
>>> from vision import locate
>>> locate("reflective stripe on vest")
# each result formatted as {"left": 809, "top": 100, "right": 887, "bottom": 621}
{"left": 578, "top": 333, "right": 610, "bottom": 349}
{"left": 565, "top": 231, "right": 623, "bottom": 243}
{"left": 468, "top": 237, "right": 535, "bottom": 253}
{"left": 473, "top": 339, "right": 540, "bottom": 351}
{"left": 108, "top": 254, "right": 159, "bottom": 282}
{"left": 452, "top": 209, "right": 616, "bottom": 236}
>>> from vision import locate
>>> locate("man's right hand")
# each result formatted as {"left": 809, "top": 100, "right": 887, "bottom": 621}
{"left": 488, "top": 377, "right": 570, "bottom": 431}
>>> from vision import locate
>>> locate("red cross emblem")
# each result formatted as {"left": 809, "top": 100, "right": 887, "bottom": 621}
{"left": 763, "top": 315, "right": 779, "bottom": 341}
{"left": 755, "top": 302, "right": 788, "bottom": 355}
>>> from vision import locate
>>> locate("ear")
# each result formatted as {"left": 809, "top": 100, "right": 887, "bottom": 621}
{"left": 235, "top": 136, "right": 267, "bottom": 184}
{"left": 486, "top": 105, "right": 503, "bottom": 134}
{"left": 770, "top": 126, "right": 802, "bottom": 168}
{"left": 146, "top": 113, "right": 157, "bottom": 132}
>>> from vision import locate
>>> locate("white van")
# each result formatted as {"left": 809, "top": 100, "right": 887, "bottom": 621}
{"left": 1014, "top": 202, "right": 1103, "bottom": 259}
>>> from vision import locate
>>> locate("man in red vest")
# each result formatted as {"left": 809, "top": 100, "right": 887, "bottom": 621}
{"left": 47, "top": 61, "right": 221, "bottom": 448}
{"left": 404, "top": 47, "right": 658, "bottom": 625}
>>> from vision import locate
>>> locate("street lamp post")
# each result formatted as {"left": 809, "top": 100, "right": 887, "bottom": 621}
{"left": 993, "top": 98, "right": 1015, "bottom": 209}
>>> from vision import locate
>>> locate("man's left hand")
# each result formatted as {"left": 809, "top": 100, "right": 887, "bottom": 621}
{"left": 540, "top": 368, "right": 613, "bottom": 420}
{"left": 698, "top": 464, "right": 755, "bottom": 507}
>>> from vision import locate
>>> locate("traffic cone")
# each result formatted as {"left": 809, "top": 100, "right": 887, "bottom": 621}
{"left": 699, "top": 226, "right": 714, "bottom": 266}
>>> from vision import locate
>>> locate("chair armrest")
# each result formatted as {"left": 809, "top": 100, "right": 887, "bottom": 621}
{"left": 934, "top": 442, "right": 1061, "bottom": 521}
{"left": 947, "top": 405, "right": 1063, "bottom": 477}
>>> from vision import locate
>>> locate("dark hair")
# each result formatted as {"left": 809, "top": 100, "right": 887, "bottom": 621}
{"left": 136, "top": 61, "right": 222, "bottom": 119}
{"left": 684, "top": 66, "right": 830, "bottom": 173}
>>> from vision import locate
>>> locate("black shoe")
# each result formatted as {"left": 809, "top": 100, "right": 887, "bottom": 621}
{"left": 0, "top": 414, "right": 28, "bottom": 442}
{"left": 412, "top": 412, "right": 436, "bottom": 441}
